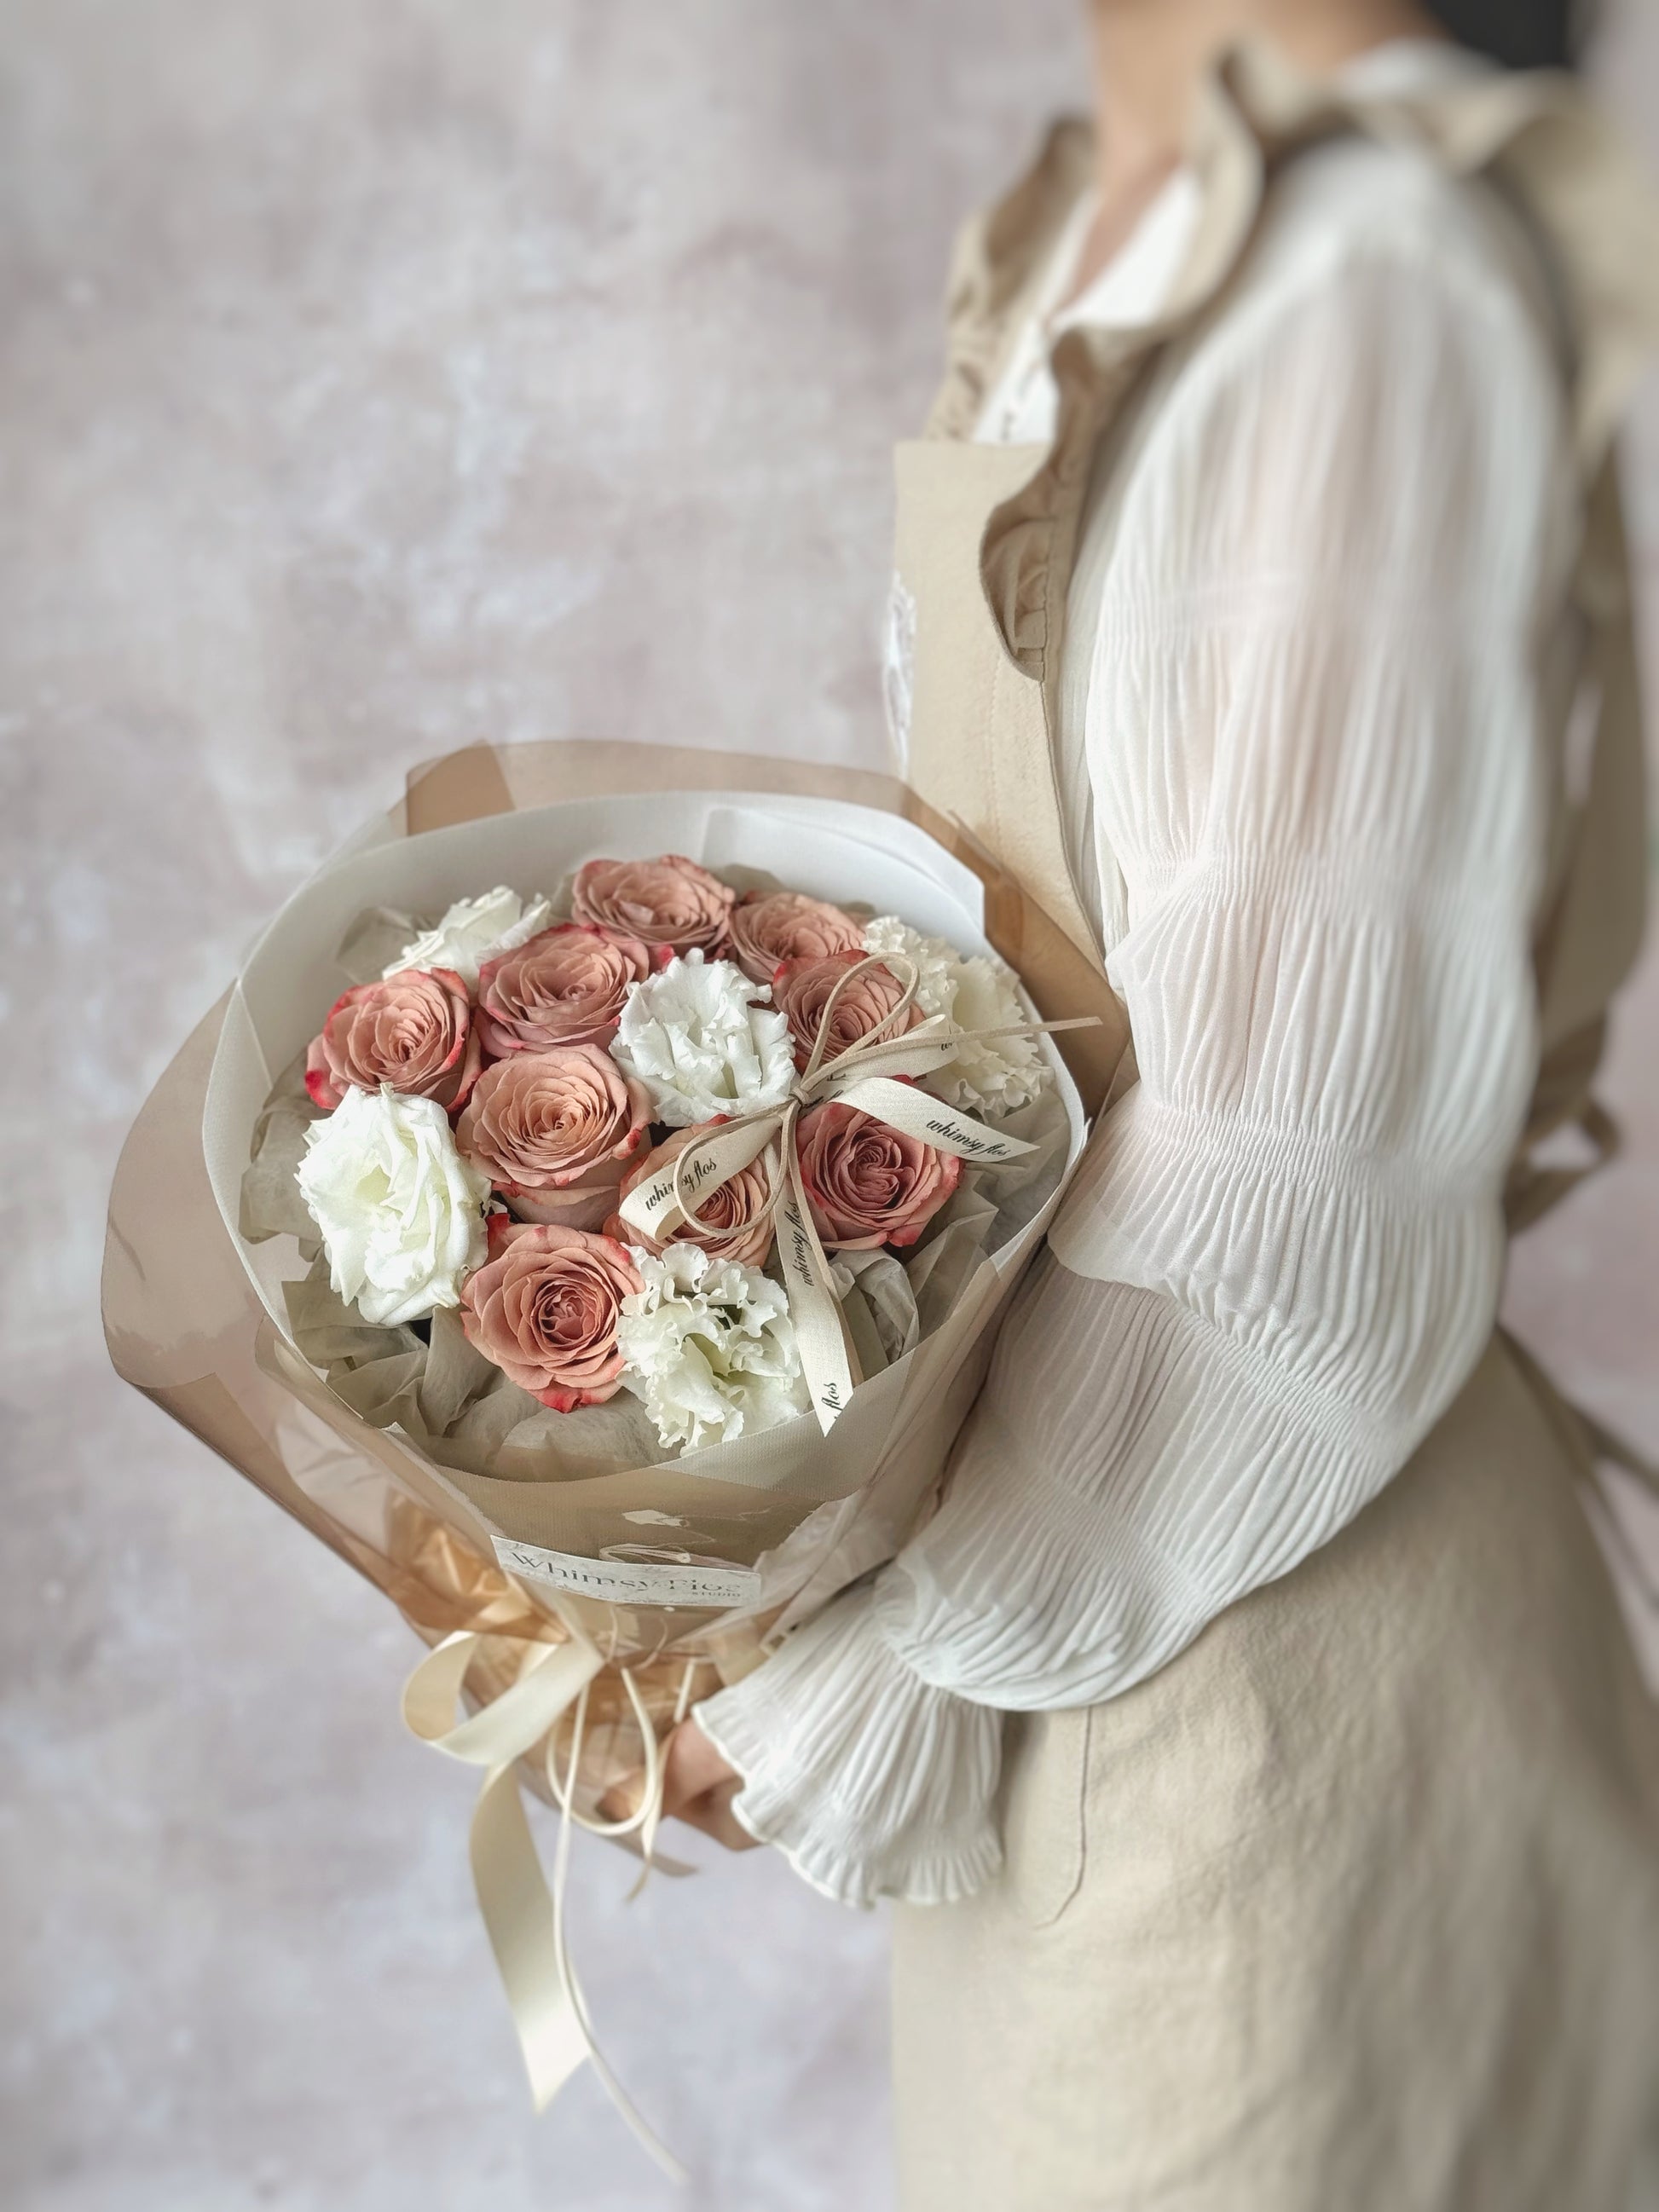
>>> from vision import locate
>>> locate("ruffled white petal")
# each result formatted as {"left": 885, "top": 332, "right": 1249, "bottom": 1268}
{"left": 617, "top": 1243, "right": 809, "bottom": 1448}
{"left": 610, "top": 953, "right": 795, "bottom": 1128}
{"left": 860, "top": 916, "right": 1049, "bottom": 1118}
{"left": 384, "top": 887, "right": 554, "bottom": 986}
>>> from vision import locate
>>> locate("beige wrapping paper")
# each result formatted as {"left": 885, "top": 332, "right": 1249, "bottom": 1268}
{"left": 101, "top": 739, "right": 1126, "bottom": 2154}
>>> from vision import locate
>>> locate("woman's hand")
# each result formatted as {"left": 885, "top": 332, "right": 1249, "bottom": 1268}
{"left": 661, "top": 1718, "right": 758, "bottom": 1852}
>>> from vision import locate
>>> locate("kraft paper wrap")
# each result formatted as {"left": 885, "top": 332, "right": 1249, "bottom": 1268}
{"left": 101, "top": 740, "right": 1124, "bottom": 2157}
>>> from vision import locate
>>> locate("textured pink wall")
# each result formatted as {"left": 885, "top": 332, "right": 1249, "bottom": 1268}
{"left": 3, "top": 5, "right": 1654, "bottom": 2206}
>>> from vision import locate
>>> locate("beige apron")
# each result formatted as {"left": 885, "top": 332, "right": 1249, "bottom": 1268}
{"left": 885, "top": 47, "right": 1659, "bottom": 2212}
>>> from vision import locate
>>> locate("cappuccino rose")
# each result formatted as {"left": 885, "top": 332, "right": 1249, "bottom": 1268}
{"left": 571, "top": 854, "right": 734, "bottom": 959}
{"left": 305, "top": 967, "right": 483, "bottom": 1113}
{"left": 795, "top": 1099, "right": 960, "bottom": 1250}
{"left": 460, "top": 1220, "right": 642, "bottom": 1410}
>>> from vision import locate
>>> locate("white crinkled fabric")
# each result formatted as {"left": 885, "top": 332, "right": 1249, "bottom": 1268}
{"left": 697, "top": 124, "right": 1578, "bottom": 1908}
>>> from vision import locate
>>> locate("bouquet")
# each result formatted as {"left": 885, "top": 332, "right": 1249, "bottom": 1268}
{"left": 105, "top": 742, "right": 1122, "bottom": 2168}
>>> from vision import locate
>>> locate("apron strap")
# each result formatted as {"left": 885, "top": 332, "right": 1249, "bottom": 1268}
{"left": 1503, "top": 1097, "right": 1623, "bottom": 1234}
{"left": 1501, "top": 1328, "right": 1659, "bottom": 1610}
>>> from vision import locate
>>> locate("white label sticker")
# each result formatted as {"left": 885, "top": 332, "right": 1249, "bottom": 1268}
{"left": 491, "top": 1537, "right": 761, "bottom": 1610}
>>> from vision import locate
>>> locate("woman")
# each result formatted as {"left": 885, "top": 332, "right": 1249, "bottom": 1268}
{"left": 668, "top": 2, "right": 1659, "bottom": 2203}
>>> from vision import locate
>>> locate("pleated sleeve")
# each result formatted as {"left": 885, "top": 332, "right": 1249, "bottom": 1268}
{"left": 697, "top": 169, "right": 1578, "bottom": 1907}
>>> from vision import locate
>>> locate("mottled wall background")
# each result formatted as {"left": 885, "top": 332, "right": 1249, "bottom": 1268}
{"left": 3, "top": 4, "right": 1656, "bottom": 2209}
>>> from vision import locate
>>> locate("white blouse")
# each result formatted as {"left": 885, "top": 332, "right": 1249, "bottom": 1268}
{"left": 696, "top": 45, "right": 1582, "bottom": 1908}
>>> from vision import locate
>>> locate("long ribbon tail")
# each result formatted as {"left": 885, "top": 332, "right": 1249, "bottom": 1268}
{"left": 775, "top": 1135, "right": 864, "bottom": 1432}
{"left": 401, "top": 1632, "right": 688, "bottom": 2174}
{"left": 627, "top": 1657, "right": 704, "bottom": 1903}
{"left": 551, "top": 1688, "right": 690, "bottom": 2182}
{"left": 470, "top": 1759, "right": 594, "bottom": 2109}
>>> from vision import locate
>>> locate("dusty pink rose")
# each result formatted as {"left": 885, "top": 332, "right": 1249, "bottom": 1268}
{"left": 727, "top": 891, "right": 863, "bottom": 985}
{"left": 604, "top": 1121, "right": 776, "bottom": 1269}
{"left": 570, "top": 854, "right": 735, "bottom": 959}
{"left": 476, "top": 922, "right": 655, "bottom": 1058}
{"left": 460, "top": 1219, "right": 642, "bottom": 1410}
{"left": 772, "top": 952, "right": 924, "bottom": 1072}
{"left": 795, "top": 1099, "right": 960, "bottom": 1251}
{"left": 304, "top": 967, "right": 483, "bottom": 1112}
{"left": 455, "top": 1045, "right": 653, "bottom": 1232}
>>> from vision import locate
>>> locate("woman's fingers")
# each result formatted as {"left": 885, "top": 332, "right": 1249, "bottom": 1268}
{"left": 589, "top": 1721, "right": 760, "bottom": 1850}
{"left": 671, "top": 1776, "right": 757, "bottom": 1851}
{"left": 662, "top": 1719, "right": 760, "bottom": 1852}
{"left": 594, "top": 1771, "right": 646, "bottom": 1824}
{"left": 663, "top": 1716, "right": 737, "bottom": 1805}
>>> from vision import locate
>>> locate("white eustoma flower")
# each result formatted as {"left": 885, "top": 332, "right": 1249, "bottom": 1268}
{"left": 384, "top": 887, "right": 554, "bottom": 987}
{"left": 859, "top": 915, "right": 958, "bottom": 1019}
{"left": 610, "top": 952, "right": 795, "bottom": 1129}
{"left": 617, "top": 1244, "right": 809, "bottom": 1450}
{"left": 296, "top": 1085, "right": 490, "bottom": 1326}
{"left": 861, "top": 916, "right": 1049, "bottom": 1118}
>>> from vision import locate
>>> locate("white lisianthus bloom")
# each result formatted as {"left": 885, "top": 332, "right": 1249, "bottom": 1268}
{"left": 296, "top": 1085, "right": 490, "bottom": 1325}
{"left": 859, "top": 915, "right": 958, "bottom": 1019}
{"left": 610, "top": 952, "right": 795, "bottom": 1129}
{"left": 861, "top": 916, "right": 1049, "bottom": 1118}
{"left": 617, "top": 1244, "right": 810, "bottom": 1450}
{"left": 941, "top": 953, "right": 1049, "bottom": 1117}
{"left": 384, "top": 887, "right": 554, "bottom": 987}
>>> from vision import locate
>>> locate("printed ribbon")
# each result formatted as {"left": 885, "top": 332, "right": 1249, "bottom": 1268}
{"left": 618, "top": 954, "right": 1099, "bottom": 1432}
{"left": 402, "top": 1623, "right": 703, "bottom": 2180}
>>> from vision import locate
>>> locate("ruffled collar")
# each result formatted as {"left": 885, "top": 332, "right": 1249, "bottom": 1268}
{"left": 931, "top": 36, "right": 1659, "bottom": 469}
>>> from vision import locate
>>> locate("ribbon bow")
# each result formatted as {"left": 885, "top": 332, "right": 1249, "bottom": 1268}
{"left": 403, "top": 1620, "right": 711, "bottom": 2179}
{"left": 618, "top": 953, "right": 1097, "bottom": 1431}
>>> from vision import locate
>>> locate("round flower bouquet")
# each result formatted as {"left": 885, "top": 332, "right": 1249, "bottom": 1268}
{"left": 105, "top": 742, "right": 1119, "bottom": 2160}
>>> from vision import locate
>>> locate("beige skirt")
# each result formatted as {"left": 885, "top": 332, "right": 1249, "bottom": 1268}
{"left": 892, "top": 1334, "right": 1659, "bottom": 2212}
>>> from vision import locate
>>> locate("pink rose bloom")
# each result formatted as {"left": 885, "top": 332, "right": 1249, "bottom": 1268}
{"left": 727, "top": 890, "right": 863, "bottom": 985}
{"left": 772, "top": 952, "right": 924, "bottom": 1072}
{"left": 455, "top": 1045, "right": 653, "bottom": 1232}
{"left": 460, "top": 1219, "right": 642, "bottom": 1410}
{"left": 476, "top": 922, "right": 655, "bottom": 1058}
{"left": 571, "top": 854, "right": 735, "bottom": 959}
{"left": 795, "top": 1100, "right": 961, "bottom": 1251}
{"left": 604, "top": 1121, "right": 776, "bottom": 1269}
{"left": 304, "top": 967, "right": 482, "bottom": 1113}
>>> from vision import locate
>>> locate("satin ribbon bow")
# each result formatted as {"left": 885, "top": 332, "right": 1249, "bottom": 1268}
{"left": 618, "top": 952, "right": 1098, "bottom": 1431}
{"left": 403, "top": 1621, "right": 707, "bottom": 2179}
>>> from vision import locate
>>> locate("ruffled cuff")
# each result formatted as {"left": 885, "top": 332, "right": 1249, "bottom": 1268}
{"left": 692, "top": 1580, "right": 1004, "bottom": 1909}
